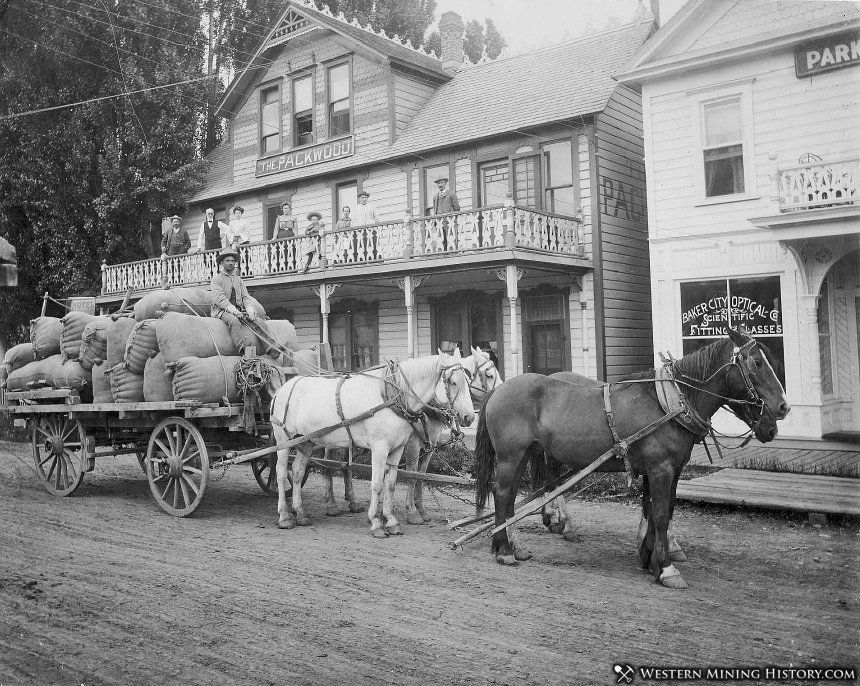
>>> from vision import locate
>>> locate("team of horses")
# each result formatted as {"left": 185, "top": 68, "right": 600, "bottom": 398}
{"left": 263, "top": 326, "right": 790, "bottom": 589}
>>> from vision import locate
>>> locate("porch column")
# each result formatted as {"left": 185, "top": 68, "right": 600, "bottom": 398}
{"left": 798, "top": 294, "right": 823, "bottom": 406}
{"left": 313, "top": 283, "right": 342, "bottom": 349}
{"left": 504, "top": 265, "right": 523, "bottom": 376}
{"left": 397, "top": 275, "right": 425, "bottom": 358}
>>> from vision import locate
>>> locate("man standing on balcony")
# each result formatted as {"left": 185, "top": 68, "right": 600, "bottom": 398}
{"left": 432, "top": 177, "right": 460, "bottom": 214}
{"left": 352, "top": 191, "right": 379, "bottom": 259}
{"left": 161, "top": 215, "right": 190, "bottom": 256}
{"left": 196, "top": 207, "right": 227, "bottom": 253}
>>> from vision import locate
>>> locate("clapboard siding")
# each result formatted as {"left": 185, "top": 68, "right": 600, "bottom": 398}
{"left": 393, "top": 71, "right": 436, "bottom": 138}
{"left": 645, "top": 52, "right": 860, "bottom": 240}
{"left": 595, "top": 84, "right": 652, "bottom": 380}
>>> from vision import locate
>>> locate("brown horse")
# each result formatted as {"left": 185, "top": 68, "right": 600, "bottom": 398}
{"left": 474, "top": 328, "right": 789, "bottom": 588}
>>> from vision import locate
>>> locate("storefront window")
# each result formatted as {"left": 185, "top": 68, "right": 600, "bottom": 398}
{"left": 680, "top": 276, "right": 784, "bottom": 384}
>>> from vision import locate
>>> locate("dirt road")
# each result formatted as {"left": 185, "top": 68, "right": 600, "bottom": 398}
{"left": 0, "top": 438, "right": 857, "bottom": 685}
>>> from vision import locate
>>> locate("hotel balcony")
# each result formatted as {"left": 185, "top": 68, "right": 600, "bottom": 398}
{"left": 777, "top": 156, "right": 858, "bottom": 212}
{"left": 99, "top": 205, "right": 588, "bottom": 300}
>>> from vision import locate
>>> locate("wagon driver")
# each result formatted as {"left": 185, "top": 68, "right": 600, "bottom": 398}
{"left": 210, "top": 249, "right": 272, "bottom": 355}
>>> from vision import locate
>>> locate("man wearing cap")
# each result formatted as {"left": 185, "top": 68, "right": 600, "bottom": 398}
{"left": 225, "top": 206, "right": 250, "bottom": 249}
{"left": 161, "top": 215, "right": 191, "bottom": 256}
{"left": 210, "top": 249, "right": 259, "bottom": 352}
{"left": 196, "top": 207, "right": 227, "bottom": 253}
{"left": 352, "top": 191, "right": 378, "bottom": 227}
{"left": 432, "top": 177, "right": 460, "bottom": 215}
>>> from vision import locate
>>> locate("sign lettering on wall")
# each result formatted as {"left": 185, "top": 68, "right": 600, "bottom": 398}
{"left": 68, "top": 297, "right": 96, "bottom": 315}
{"left": 680, "top": 277, "right": 782, "bottom": 339}
{"left": 601, "top": 177, "right": 643, "bottom": 222}
{"left": 255, "top": 136, "right": 354, "bottom": 177}
{"left": 795, "top": 30, "right": 860, "bottom": 78}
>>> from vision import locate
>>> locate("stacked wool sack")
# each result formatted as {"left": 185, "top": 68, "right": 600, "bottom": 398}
{"left": 105, "top": 316, "right": 138, "bottom": 403}
{"left": 2, "top": 343, "right": 37, "bottom": 391}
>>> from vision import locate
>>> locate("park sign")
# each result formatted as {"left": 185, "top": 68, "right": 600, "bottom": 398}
{"left": 795, "top": 30, "right": 860, "bottom": 78}
{"left": 256, "top": 136, "right": 354, "bottom": 177}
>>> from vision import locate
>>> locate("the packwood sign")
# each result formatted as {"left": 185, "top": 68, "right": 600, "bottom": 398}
{"left": 795, "top": 30, "right": 860, "bottom": 78}
{"left": 256, "top": 136, "right": 354, "bottom": 177}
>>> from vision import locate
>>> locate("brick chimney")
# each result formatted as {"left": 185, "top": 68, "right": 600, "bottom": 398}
{"left": 439, "top": 11, "right": 465, "bottom": 73}
{"left": 650, "top": 0, "right": 661, "bottom": 27}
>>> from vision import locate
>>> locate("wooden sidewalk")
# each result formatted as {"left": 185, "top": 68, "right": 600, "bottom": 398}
{"left": 676, "top": 469, "right": 860, "bottom": 516}
{"left": 688, "top": 437, "right": 860, "bottom": 476}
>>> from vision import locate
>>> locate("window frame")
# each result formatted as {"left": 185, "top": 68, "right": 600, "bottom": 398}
{"left": 818, "top": 277, "right": 835, "bottom": 397}
{"left": 291, "top": 69, "right": 316, "bottom": 148}
{"left": 325, "top": 299, "right": 379, "bottom": 372}
{"left": 430, "top": 290, "right": 505, "bottom": 377}
{"left": 258, "top": 79, "right": 283, "bottom": 156}
{"left": 325, "top": 57, "right": 353, "bottom": 139}
{"left": 419, "top": 159, "right": 455, "bottom": 217}
{"left": 540, "top": 137, "right": 578, "bottom": 215}
{"left": 689, "top": 79, "right": 757, "bottom": 205}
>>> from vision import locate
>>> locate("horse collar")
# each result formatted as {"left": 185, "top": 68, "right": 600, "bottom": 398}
{"left": 655, "top": 363, "right": 712, "bottom": 438}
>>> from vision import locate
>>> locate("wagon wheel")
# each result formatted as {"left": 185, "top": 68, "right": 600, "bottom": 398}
{"left": 250, "top": 444, "right": 309, "bottom": 497}
{"left": 32, "top": 415, "right": 88, "bottom": 496}
{"left": 145, "top": 417, "right": 209, "bottom": 517}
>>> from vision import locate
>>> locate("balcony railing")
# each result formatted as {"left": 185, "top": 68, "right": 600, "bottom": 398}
{"left": 778, "top": 157, "right": 858, "bottom": 212}
{"left": 101, "top": 205, "right": 585, "bottom": 295}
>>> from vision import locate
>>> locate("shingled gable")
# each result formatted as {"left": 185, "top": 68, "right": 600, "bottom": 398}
{"left": 618, "top": 0, "right": 860, "bottom": 84}
{"left": 387, "top": 19, "right": 654, "bottom": 157}
{"left": 216, "top": 0, "right": 449, "bottom": 119}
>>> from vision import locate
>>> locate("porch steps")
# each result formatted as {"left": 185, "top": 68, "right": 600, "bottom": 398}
{"left": 675, "top": 469, "right": 860, "bottom": 517}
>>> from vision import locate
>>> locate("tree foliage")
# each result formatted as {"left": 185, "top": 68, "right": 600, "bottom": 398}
{"left": 483, "top": 18, "right": 507, "bottom": 59}
{"left": 0, "top": 0, "right": 209, "bottom": 344}
{"left": 463, "top": 18, "right": 484, "bottom": 64}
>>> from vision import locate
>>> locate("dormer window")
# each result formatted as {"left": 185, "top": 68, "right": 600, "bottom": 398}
{"left": 328, "top": 61, "right": 351, "bottom": 137}
{"left": 292, "top": 74, "right": 314, "bottom": 147}
{"left": 260, "top": 83, "right": 281, "bottom": 154}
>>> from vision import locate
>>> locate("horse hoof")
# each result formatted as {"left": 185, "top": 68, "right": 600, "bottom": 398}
{"left": 370, "top": 528, "right": 389, "bottom": 539}
{"left": 277, "top": 518, "right": 295, "bottom": 530}
{"left": 514, "top": 548, "right": 533, "bottom": 561}
{"left": 385, "top": 525, "right": 403, "bottom": 536}
{"left": 325, "top": 507, "right": 341, "bottom": 517}
{"left": 669, "top": 549, "right": 688, "bottom": 562}
{"left": 296, "top": 517, "right": 311, "bottom": 527}
{"left": 406, "top": 513, "right": 425, "bottom": 525}
{"left": 660, "top": 574, "right": 688, "bottom": 590}
{"left": 495, "top": 554, "right": 518, "bottom": 566}
{"left": 548, "top": 523, "right": 564, "bottom": 534}
{"left": 348, "top": 502, "right": 365, "bottom": 513}
{"left": 562, "top": 531, "right": 578, "bottom": 543}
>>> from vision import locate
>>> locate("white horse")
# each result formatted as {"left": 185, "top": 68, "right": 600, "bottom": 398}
{"left": 403, "top": 346, "right": 504, "bottom": 524}
{"left": 269, "top": 349, "right": 475, "bottom": 536}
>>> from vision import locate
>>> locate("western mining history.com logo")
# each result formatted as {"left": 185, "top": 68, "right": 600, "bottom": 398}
{"left": 612, "top": 664, "right": 857, "bottom": 683}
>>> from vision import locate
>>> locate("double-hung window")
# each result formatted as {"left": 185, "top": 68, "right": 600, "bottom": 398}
{"left": 542, "top": 140, "right": 576, "bottom": 214}
{"left": 328, "top": 62, "right": 351, "bottom": 137}
{"left": 260, "top": 84, "right": 281, "bottom": 154}
{"left": 292, "top": 74, "right": 314, "bottom": 147}
{"left": 691, "top": 80, "right": 756, "bottom": 201}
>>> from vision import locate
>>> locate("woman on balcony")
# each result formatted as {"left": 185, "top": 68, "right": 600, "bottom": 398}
{"left": 272, "top": 202, "right": 297, "bottom": 240}
{"left": 226, "top": 206, "right": 250, "bottom": 249}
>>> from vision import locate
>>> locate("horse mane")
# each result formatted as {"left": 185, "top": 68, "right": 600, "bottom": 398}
{"left": 673, "top": 338, "right": 732, "bottom": 380}
{"left": 397, "top": 354, "right": 442, "bottom": 381}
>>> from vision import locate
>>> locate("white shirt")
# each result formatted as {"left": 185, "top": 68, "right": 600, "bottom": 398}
{"left": 226, "top": 218, "right": 249, "bottom": 245}
{"left": 352, "top": 202, "right": 378, "bottom": 227}
{"left": 196, "top": 219, "right": 228, "bottom": 252}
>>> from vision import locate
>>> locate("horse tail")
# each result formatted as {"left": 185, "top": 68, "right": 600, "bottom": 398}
{"left": 529, "top": 448, "right": 547, "bottom": 490}
{"left": 474, "top": 389, "right": 497, "bottom": 510}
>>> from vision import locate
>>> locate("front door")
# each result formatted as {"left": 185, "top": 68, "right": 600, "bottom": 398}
{"left": 529, "top": 323, "right": 563, "bottom": 375}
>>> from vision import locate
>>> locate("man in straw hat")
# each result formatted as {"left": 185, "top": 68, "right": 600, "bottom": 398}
{"left": 161, "top": 215, "right": 191, "bottom": 256}
{"left": 211, "top": 248, "right": 270, "bottom": 353}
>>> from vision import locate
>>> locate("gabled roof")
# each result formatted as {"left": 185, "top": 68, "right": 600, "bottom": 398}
{"left": 619, "top": 0, "right": 860, "bottom": 84}
{"left": 387, "top": 20, "right": 654, "bottom": 157}
{"left": 217, "top": 0, "right": 448, "bottom": 118}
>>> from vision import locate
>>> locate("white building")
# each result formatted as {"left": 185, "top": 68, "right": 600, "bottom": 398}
{"left": 619, "top": 0, "right": 860, "bottom": 439}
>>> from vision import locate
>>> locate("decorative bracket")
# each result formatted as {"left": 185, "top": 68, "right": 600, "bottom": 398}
{"left": 311, "top": 283, "right": 342, "bottom": 298}
{"left": 494, "top": 267, "right": 524, "bottom": 283}
{"left": 395, "top": 275, "right": 427, "bottom": 292}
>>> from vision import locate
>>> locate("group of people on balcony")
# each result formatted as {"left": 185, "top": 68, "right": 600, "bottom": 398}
{"left": 160, "top": 176, "right": 460, "bottom": 267}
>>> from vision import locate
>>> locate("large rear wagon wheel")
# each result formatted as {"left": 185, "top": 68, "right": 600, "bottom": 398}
{"left": 145, "top": 417, "right": 209, "bottom": 517}
{"left": 32, "top": 415, "right": 88, "bottom": 496}
{"left": 251, "top": 443, "right": 308, "bottom": 497}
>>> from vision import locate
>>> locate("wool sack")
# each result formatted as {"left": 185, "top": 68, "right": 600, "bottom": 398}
{"left": 143, "top": 354, "right": 173, "bottom": 402}
{"left": 92, "top": 365, "right": 114, "bottom": 403}
{"left": 60, "top": 311, "right": 96, "bottom": 361}
{"left": 110, "top": 365, "right": 145, "bottom": 403}
{"left": 156, "top": 313, "right": 238, "bottom": 363}
{"left": 78, "top": 317, "right": 111, "bottom": 370}
{"left": 106, "top": 317, "right": 137, "bottom": 369}
{"left": 170, "top": 355, "right": 242, "bottom": 403}
{"left": 134, "top": 287, "right": 211, "bottom": 321}
{"left": 124, "top": 319, "right": 160, "bottom": 374}
{"left": 4, "top": 343, "right": 36, "bottom": 372}
{"left": 30, "top": 317, "right": 64, "bottom": 360}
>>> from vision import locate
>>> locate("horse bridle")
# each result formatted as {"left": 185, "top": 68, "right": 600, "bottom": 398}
{"left": 439, "top": 360, "right": 468, "bottom": 408}
{"left": 463, "top": 358, "right": 497, "bottom": 395}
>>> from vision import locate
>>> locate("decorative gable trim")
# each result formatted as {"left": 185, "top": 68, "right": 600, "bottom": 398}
{"left": 267, "top": 8, "right": 319, "bottom": 50}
